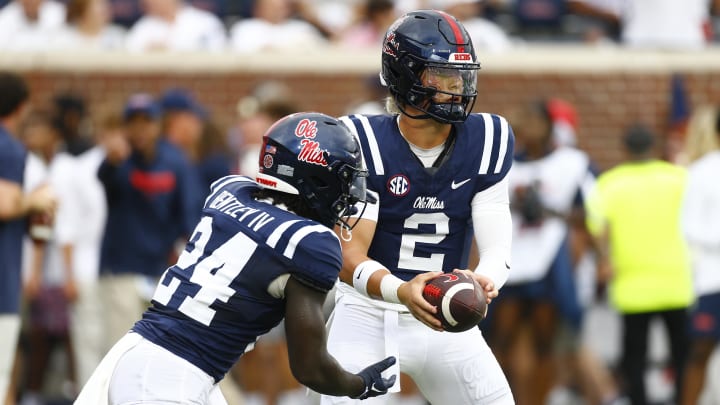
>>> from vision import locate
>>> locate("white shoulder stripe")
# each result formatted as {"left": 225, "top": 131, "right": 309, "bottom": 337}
{"left": 478, "top": 113, "right": 495, "bottom": 175}
{"left": 339, "top": 116, "right": 367, "bottom": 173}
{"left": 267, "top": 219, "right": 301, "bottom": 248}
{"left": 494, "top": 116, "right": 509, "bottom": 174}
{"left": 356, "top": 115, "right": 384, "bottom": 175}
{"left": 204, "top": 175, "right": 252, "bottom": 205}
{"left": 283, "top": 224, "right": 338, "bottom": 259}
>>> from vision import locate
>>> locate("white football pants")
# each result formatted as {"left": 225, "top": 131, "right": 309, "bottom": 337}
{"left": 318, "top": 289, "right": 514, "bottom": 404}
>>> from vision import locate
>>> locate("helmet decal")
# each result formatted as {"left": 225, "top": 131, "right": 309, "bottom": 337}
{"left": 449, "top": 53, "right": 473, "bottom": 63}
{"left": 262, "top": 154, "right": 274, "bottom": 169}
{"left": 255, "top": 112, "right": 370, "bottom": 230}
{"left": 382, "top": 32, "right": 398, "bottom": 58}
{"left": 294, "top": 118, "right": 318, "bottom": 139}
{"left": 436, "top": 10, "right": 467, "bottom": 53}
{"left": 297, "top": 139, "right": 328, "bottom": 166}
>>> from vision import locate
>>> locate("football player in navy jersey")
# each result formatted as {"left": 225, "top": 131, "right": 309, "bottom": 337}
{"left": 74, "top": 112, "right": 396, "bottom": 405}
{"left": 320, "top": 10, "right": 515, "bottom": 404}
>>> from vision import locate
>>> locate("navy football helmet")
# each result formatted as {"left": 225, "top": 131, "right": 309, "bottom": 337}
{"left": 256, "top": 112, "right": 369, "bottom": 230}
{"left": 381, "top": 10, "right": 481, "bottom": 123}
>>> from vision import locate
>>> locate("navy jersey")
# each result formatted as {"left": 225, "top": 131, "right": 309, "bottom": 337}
{"left": 339, "top": 114, "right": 514, "bottom": 281}
{"left": 99, "top": 139, "right": 203, "bottom": 278}
{"left": 132, "top": 176, "right": 342, "bottom": 382}
{"left": 0, "top": 125, "right": 27, "bottom": 314}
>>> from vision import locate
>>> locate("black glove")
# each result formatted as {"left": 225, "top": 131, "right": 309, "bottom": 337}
{"left": 352, "top": 356, "right": 397, "bottom": 400}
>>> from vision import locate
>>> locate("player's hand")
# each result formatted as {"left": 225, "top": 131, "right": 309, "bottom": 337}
{"left": 455, "top": 269, "right": 498, "bottom": 304}
{"left": 103, "top": 133, "right": 130, "bottom": 165}
{"left": 24, "top": 270, "right": 42, "bottom": 300}
{"left": 28, "top": 184, "right": 57, "bottom": 216}
{"left": 596, "top": 257, "right": 613, "bottom": 284}
{"left": 63, "top": 279, "right": 79, "bottom": 303}
{"left": 398, "top": 271, "right": 443, "bottom": 331}
{"left": 352, "top": 356, "right": 397, "bottom": 400}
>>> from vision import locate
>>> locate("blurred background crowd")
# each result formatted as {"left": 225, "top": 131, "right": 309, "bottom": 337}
{"left": 0, "top": 0, "right": 720, "bottom": 52}
{"left": 1, "top": 1, "right": 720, "bottom": 405}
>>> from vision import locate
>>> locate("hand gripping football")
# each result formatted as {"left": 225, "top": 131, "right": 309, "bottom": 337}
{"left": 422, "top": 272, "right": 487, "bottom": 332}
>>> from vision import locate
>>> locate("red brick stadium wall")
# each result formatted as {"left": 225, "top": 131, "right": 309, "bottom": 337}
{"left": 6, "top": 47, "right": 720, "bottom": 171}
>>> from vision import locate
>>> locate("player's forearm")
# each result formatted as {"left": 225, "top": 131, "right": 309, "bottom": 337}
{"left": 471, "top": 204, "right": 512, "bottom": 289}
{"left": 0, "top": 181, "right": 27, "bottom": 220}
{"left": 291, "top": 353, "right": 365, "bottom": 397}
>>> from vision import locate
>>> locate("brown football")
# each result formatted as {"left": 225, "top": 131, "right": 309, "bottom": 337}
{"left": 422, "top": 272, "right": 487, "bottom": 332}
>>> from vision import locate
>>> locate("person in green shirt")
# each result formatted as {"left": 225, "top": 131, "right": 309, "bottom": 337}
{"left": 586, "top": 124, "right": 693, "bottom": 405}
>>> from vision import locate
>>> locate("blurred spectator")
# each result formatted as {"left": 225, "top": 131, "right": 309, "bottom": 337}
{"left": 0, "top": 0, "right": 67, "bottom": 51}
{"left": 338, "top": 0, "right": 396, "bottom": 48}
{"left": 233, "top": 82, "right": 299, "bottom": 177}
{"left": 187, "top": 0, "right": 226, "bottom": 20}
{"left": 565, "top": 0, "right": 621, "bottom": 43}
{"left": 310, "top": 0, "right": 357, "bottom": 37}
{"left": 108, "top": 0, "right": 141, "bottom": 28}
{"left": 51, "top": 0, "right": 126, "bottom": 50}
{"left": 97, "top": 93, "right": 203, "bottom": 349}
{"left": 512, "top": 0, "right": 567, "bottom": 39}
{"left": 344, "top": 74, "right": 388, "bottom": 116}
{"left": 586, "top": 124, "right": 693, "bottom": 404}
{"left": 58, "top": 113, "right": 119, "bottom": 389}
{"left": 571, "top": 0, "right": 711, "bottom": 49}
{"left": 547, "top": 97, "right": 578, "bottom": 147}
{"left": 18, "top": 110, "right": 76, "bottom": 405}
{"left": 125, "top": 0, "right": 227, "bottom": 52}
{"left": 159, "top": 87, "right": 231, "bottom": 190}
{"left": 680, "top": 105, "right": 720, "bottom": 405}
{"left": 0, "top": 71, "right": 56, "bottom": 405}
{"left": 51, "top": 93, "right": 94, "bottom": 156}
{"left": 229, "top": 0, "right": 326, "bottom": 53}
{"left": 435, "top": 0, "right": 513, "bottom": 52}
{"left": 486, "top": 99, "right": 595, "bottom": 405}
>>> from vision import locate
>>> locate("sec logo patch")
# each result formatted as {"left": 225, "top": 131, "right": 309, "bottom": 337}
{"left": 387, "top": 174, "right": 410, "bottom": 197}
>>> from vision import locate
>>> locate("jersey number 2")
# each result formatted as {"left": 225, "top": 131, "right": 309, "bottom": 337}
{"left": 397, "top": 212, "right": 450, "bottom": 272}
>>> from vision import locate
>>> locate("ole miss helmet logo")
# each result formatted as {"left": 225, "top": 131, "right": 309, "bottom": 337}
{"left": 298, "top": 139, "right": 328, "bottom": 167}
{"left": 294, "top": 118, "right": 318, "bottom": 139}
{"left": 387, "top": 174, "right": 410, "bottom": 197}
{"left": 292, "top": 118, "right": 328, "bottom": 166}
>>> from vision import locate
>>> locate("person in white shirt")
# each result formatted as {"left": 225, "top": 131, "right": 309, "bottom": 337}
{"left": 53, "top": 114, "right": 123, "bottom": 388}
{"left": 680, "top": 105, "right": 720, "bottom": 405}
{"left": 51, "top": 0, "right": 126, "bottom": 51}
{"left": 125, "top": 0, "right": 227, "bottom": 52}
{"left": 19, "top": 111, "right": 76, "bottom": 405}
{"left": 571, "top": 0, "right": 710, "bottom": 49}
{"left": 0, "top": 0, "right": 66, "bottom": 51}
{"left": 229, "top": 0, "right": 326, "bottom": 53}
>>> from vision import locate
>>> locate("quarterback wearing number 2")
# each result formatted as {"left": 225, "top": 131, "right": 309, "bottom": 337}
{"left": 74, "top": 113, "right": 396, "bottom": 405}
{"left": 320, "top": 10, "right": 515, "bottom": 405}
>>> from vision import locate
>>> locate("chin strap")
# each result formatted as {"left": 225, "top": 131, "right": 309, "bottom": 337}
{"left": 339, "top": 224, "right": 353, "bottom": 242}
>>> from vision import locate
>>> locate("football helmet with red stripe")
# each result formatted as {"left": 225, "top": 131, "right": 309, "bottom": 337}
{"left": 381, "top": 10, "right": 481, "bottom": 123}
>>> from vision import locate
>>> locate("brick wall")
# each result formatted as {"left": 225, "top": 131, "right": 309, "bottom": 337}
{"left": 5, "top": 48, "right": 720, "bottom": 171}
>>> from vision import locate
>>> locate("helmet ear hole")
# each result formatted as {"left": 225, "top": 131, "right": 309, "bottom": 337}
{"left": 309, "top": 176, "right": 329, "bottom": 190}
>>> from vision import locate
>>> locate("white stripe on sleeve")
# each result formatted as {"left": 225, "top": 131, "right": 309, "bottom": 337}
{"left": 494, "top": 116, "right": 509, "bottom": 174}
{"left": 478, "top": 113, "right": 495, "bottom": 175}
